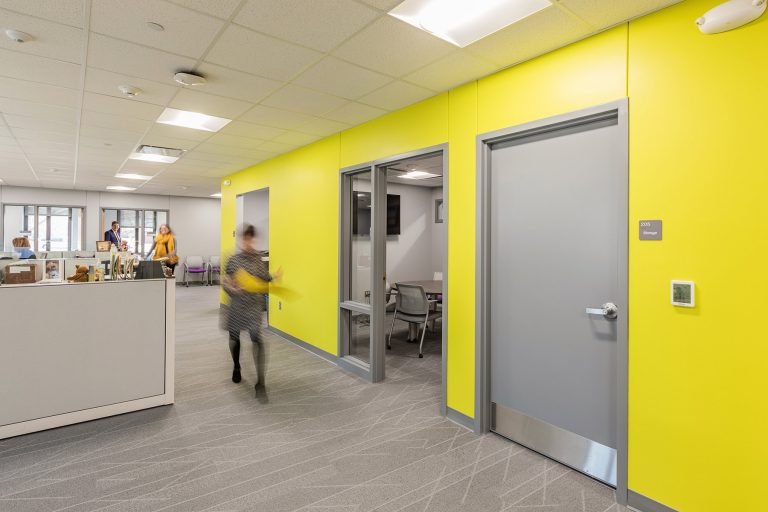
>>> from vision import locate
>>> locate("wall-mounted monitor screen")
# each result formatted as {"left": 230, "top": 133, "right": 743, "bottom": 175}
{"left": 352, "top": 192, "right": 400, "bottom": 236}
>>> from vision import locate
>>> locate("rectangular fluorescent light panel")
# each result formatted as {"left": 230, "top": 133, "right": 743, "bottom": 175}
{"left": 400, "top": 170, "right": 440, "bottom": 180}
{"left": 156, "top": 107, "right": 232, "bottom": 132}
{"left": 129, "top": 145, "right": 184, "bottom": 164}
{"left": 210, "top": 193, "right": 222, "bottom": 198}
{"left": 115, "top": 173, "right": 153, "bottom": 180}
{"left": 106, "top": 185, "right": 136, "bottom": 191}
{"left": 389, "top": 0, "right": 551, "bottom": 47}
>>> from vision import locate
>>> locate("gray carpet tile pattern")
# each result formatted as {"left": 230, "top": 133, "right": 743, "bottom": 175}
{"left": 0, "top": 287, "right": 625, "bottom": 512}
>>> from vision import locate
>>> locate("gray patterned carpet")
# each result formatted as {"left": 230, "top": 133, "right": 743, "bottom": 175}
{"left": 0, "top": 287, "right": 625, "bottom": 512}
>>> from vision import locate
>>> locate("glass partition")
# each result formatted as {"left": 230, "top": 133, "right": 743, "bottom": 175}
{"left": 3, "top": 205, "right": 84, "bottom": 252}
{"left": 102, "top": 208, "right": 169, "bottom": 255}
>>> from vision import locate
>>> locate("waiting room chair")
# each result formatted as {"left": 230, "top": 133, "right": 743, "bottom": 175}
{"left": 208, "top": 256, "right": 221, "bottom": 285}
{"left": 387, "top": 283, "right": 440, "bottom": 358}
{"left": 183, "top": 256, "right": 207, "bottom": 286}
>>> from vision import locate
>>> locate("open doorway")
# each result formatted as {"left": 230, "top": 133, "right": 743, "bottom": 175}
{"left": 338, "top": 147, "right": 446, "bottom": 404}
{"left": 236, "top": 187, "right": 270, "bottom": 320}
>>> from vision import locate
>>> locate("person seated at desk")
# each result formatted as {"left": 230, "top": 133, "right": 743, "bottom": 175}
{"left": 104, "top": 221, "right": 121, "bottom": 248}
{"left": 12, "top": 237, "right": 36, "bottom": 259}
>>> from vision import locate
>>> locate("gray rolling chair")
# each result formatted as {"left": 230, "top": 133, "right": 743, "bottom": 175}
{"left": 387, "top": 283, "right": 440, "bottom": 358}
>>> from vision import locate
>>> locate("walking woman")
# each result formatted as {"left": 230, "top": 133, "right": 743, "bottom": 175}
{"left": 222, "top": 224, "right": 281, "bottom": 400}
{"left": 145, "top": 224, "right": 178, "bottom": 274}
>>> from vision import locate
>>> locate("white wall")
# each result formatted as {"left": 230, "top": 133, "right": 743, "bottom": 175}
{"left": 350, "top": 182, "right": 442, "bottom": 300}
{"left": 242, "top": 188, "right": 269, "bottom": 251}
{"left": 0, "top": 186, "right": 221, "bottom": 261}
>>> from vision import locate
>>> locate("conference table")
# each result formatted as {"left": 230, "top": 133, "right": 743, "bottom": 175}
{"left": 392, "top": 280, "right": 442, "bottom": 341}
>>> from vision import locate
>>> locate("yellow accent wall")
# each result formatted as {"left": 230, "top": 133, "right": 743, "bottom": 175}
{"left": 627, "top": 2, "right": 768, "bottom": 510}
{"left": 221, "top": 1, "right": 767, "bottom": 508}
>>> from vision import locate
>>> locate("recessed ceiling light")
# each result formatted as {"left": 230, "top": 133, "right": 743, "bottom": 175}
{"left": 106, "top": 185, "right": 137, "bottom": 191}
{"left": 210, "top": 193, "right": 222, "bottom": 198}
{"left": 146, "top": 22, "right": 165, "bottom": 31}
{"left": 156, "top": 107, "right": 230, "bottom": 132}
{"left": 179, "top": 186, "right": 188, "bottom": 190}
{"left": 389, "top": 0, "right": 551, "bottom": 47}
{"left": 115, "top": 173, "right": 153, "bottom": 180}
{"left": 400, "top": 170, "right": 440, "bottom": 180}
{"left": 129, "top": 145, "right": 184, "bottom": 164}
{"left": 173, "top": 72, "right": 206, "bottom": 86}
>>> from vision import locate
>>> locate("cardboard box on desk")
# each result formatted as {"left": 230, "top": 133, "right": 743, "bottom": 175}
{"left": 3, "top": 263, "right": 38, "bottom": 284}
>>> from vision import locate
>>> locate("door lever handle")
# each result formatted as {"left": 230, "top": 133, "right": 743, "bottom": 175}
{"left": 586, "top": 303, "right": 618, "bottom": 320}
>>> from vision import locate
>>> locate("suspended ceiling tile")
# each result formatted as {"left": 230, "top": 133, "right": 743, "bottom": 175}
{"left": 11, "top": 128, "right": 76, "bottom": 145}
{"left": 256, "top": 140, "right": 299, "bottom": 154}
{"left": 465, "top": 6, "right": 591, "bottom": 68}
{"left": 88, "top": 34, "right": 197, "bottom": 84}
{"left": 84, "top": 68, "right": 179, "bottom": 106}
{"left": 169, "top": 88, "right": 253, "bottom": 119}
{"left": 323, "top": 102, "right": 387, "bottom": 125}
{"left": 272, "top": 130, "right": 321, "bottom": 147}
{"left": 205, "top": 24, "right": 322, "bottom": 82}
{"left": 3, "top": 115, "right": 76, "bottom": 135}
{"left": 218, "top": 120, "right": 286, "bottom": 140}
{"left": 238, "top": 105, "right": 316, "bottom": 130}
{"left": 0, "top": 49, "right": 81, "bottom": 88}
{"left": 0, "top": 97, "right": 77, "bottom": 123}
{"left": 83, "top": 92, "right": 164, "bottom": 121}
{"left": 205, "top": 133, "right": 266, "bottom": 150}
{"left": 334, "top": 16, "right": 456, "bottom": 78}
{"left": 195, "top": 63, "right": 283, "bottom": 104}
{"left": 405, "top": 51, "right": 498, "bottom": 91}
{"left": 91, "top": 0, "right": 224, "bottom": 59}
{"left": 358, "top": 80, "right": 434, "bottom": 111}
{"left": 294, "top": 117, "right": 351, "bottom": 137}
{"left": 0, "top": 0, "right": 86, "bottom": 28}
{"left": 166, "top": 0, "right": 242, "bottom": 20}
{"left": 0, "top": 76, "right": 80, "bottom": 108}
{"left": 293, "top": 57, "right": 393, "bottom": 101}
{"left": 560, "top": 0, "right": 681, "bottom": 28}
{"left": 235, "top": 0, "right": 379, "bottom": 53}
{"left": 356, "top": 0, "right": 403, "bottom": 10}
{"left": 0, "top": 9, "right": 84, "bottom": 64}
{"left": 144, "top": 123, "right": 213, "bottom": 143}
{"left": 261, "top": 85, "right": 347, "bottom": 117}
{"left": 80, "top": 110, "right": 154, "bottom": 133}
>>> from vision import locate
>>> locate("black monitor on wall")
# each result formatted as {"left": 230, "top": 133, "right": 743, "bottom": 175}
{"left": 352, "top": 192, "right": 400, "bottom": 236}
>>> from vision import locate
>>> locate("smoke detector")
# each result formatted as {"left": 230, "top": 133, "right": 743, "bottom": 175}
{"left": 173, "top": 72, "right": 206, "bottom": 86}
{"left": 5, "top": 29, "right": 33, "bottom": 43}
{"left": 118, "top": 85, "right": 143, "bottom": 97}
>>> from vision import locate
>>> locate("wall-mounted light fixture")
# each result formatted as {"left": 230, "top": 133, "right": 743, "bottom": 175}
{"left": 696, "top": 0, "right": 766, "bottom": 34}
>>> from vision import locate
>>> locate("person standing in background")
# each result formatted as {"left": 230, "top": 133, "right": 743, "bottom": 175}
{"left": 222, "top": 224, "right": 281, "bottom": 401}
{"left": 145, "top": 224, "right": 178, "bottom": 274}
{"left": 104, "top": 221, "right": 121, "bottom": 248}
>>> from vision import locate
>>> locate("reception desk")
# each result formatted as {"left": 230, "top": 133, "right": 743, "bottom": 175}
{"left": 0, "top": 278, "right": 174, "bottom": 439}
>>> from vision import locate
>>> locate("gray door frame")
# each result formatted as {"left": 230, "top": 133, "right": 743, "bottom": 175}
{"left": 474, "top": 99, "right": 628, "bottom": 503}
{"left": 338, "top": 144, "right": 448, "bottom": 408}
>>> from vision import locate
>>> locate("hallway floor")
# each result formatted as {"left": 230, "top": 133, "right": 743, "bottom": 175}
{"left": 0, "top": 287, "right": 625, "bottom": 512}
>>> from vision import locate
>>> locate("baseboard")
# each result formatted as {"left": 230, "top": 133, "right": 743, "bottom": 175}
{"left": 628, "top": 490, "right": 677, "bottom": 512}
{"left": 446, "top": 406, "right": 475, "bottom": 432}
{"left": 267, "top": 326, "right": 337, "bottom": 364}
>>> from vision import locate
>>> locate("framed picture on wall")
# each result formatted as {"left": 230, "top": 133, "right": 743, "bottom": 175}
{"left": 435, "top": 199, "right": 444, "bottom": 223}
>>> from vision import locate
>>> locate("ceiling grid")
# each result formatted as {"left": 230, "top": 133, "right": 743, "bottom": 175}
{"left": 0, "top": 0, "right": 680, "bottom": 196}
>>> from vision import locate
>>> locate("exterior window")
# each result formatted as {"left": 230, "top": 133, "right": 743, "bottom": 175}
{"left": 3, "top": 205, "right": 84, "bottom": 252}
{"left": 101, "top": 209, "right": 169, "bottom": 255}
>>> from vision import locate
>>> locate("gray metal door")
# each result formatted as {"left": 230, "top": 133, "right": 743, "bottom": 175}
{"left": 487, "top": 107, "right": 627, "bottom": 486}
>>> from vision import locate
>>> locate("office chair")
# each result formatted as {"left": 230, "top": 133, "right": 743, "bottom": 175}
{"left": 387, "top": 283, "right": 440, "bottom": 358}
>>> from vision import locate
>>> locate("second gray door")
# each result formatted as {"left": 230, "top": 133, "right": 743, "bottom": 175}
{"left": 488, "top": 107, "right": 627, "bottom": 486}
